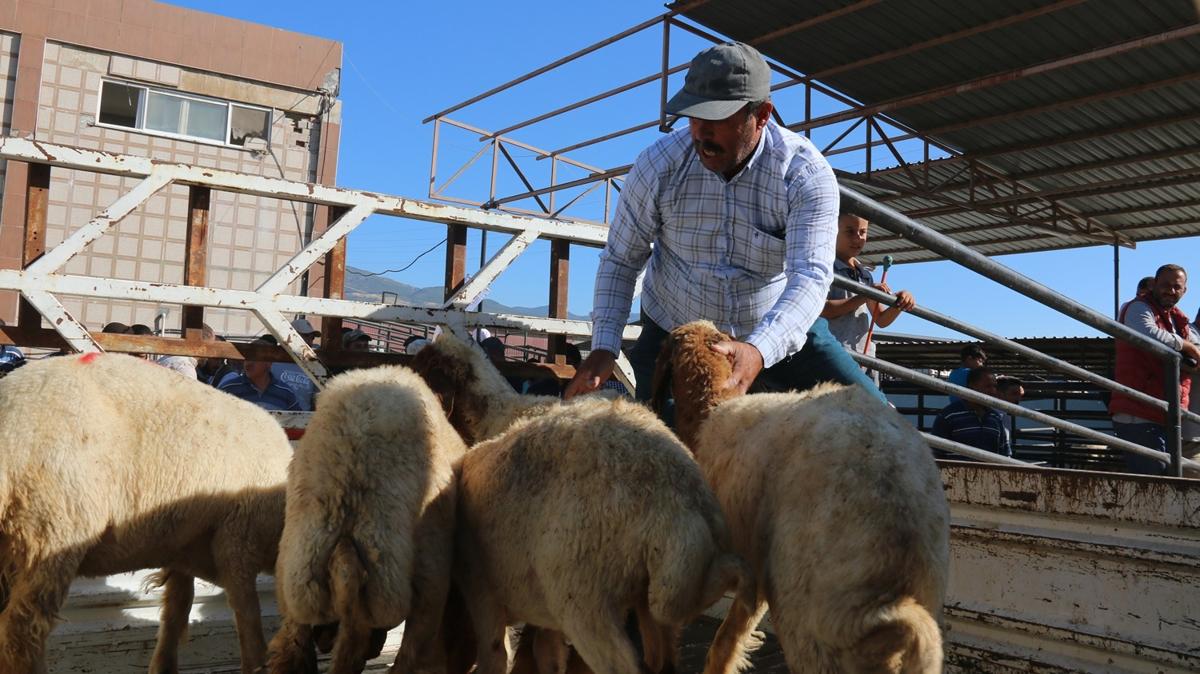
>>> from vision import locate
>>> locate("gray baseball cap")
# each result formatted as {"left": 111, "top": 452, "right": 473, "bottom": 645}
{"left": 666, "top": 42, "right": 771, "bottom": 121}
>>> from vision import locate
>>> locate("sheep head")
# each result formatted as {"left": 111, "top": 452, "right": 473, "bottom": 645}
{"left": 651, "top": 320, "right": 742, "bottom": 451}
{"left": 409, "top": 334, "right": 498, "bottom": 445}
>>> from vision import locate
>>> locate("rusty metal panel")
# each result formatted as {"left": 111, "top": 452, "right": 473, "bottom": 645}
{"left": 941, "top": 463, "right": 1200, "bottom": 673}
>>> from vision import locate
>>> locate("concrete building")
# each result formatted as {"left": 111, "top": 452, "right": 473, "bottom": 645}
{"left": 0, "top": 0, "right": 342, "bottom": 336}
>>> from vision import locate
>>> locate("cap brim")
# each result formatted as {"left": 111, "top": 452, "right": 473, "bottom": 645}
{"left": 665, "top": 89, "right": 747, "bottom": 121}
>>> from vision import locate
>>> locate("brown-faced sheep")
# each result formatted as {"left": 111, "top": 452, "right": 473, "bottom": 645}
{"left": 653, "top": 321, "right": 950, "bottom": 674}
{"left": 0, "top": 352, "right": 297, "bottom": 674}
{"left": 268, "top": 364, "right": 467, "bottom": 674}
{"left": 457, "top": 396, "right": 751, "bottom": 674}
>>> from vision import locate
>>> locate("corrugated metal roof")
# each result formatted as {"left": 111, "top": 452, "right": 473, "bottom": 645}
{"left": 876, "top": 335, "right": 1116, "bottom": 379}
{"left": 675, "top": 0, "right": 1200, "bottom": 264}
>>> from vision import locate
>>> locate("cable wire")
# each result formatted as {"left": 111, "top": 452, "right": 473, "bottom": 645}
{"left": 348, "top": 237, "right": 447, "bottom": 277}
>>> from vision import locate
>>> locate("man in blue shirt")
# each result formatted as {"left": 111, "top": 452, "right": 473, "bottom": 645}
{"left": 566, "top": 42, "right": 880, "bottom": 402}
{"left": 0, "top": 318, "right": 25, "bottom": 376}
{"left": 271, "top": 317, "right": 319, "bottom": 410}
{"left": 933, "top": 367, "right": 1011, "bottom": 458}
{"left": 218, "top": 337, "right": 301, "bottom": 411}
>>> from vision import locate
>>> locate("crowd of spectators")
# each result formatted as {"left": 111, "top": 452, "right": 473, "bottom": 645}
{"left": 929, "top": 344, "right": 1026, "bottom": 461}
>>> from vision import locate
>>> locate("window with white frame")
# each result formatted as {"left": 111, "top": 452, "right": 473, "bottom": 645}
{"left": 97, "top": 80, "right": 272, "bottom": 148}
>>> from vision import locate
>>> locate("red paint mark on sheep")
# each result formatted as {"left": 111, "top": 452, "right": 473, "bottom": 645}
{"left": 80, "top": 352, "right": 100, "bottom": 364}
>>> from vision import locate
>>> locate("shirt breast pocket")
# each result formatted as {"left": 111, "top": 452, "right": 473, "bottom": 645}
{"left": 733, "top": 226, "right": 786, "bottom": 277}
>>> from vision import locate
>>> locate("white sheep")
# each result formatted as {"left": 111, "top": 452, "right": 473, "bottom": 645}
{"left": 653, "top": 321, "right": 951, "bottom": 674}
{"left": 411, "top": 335, "right": 755, "bottom": 674}
{"left": 268, "top": 364, "right": 467, "bottom": 674}
{"left": 0, "top": 352, "right": 298, "bottom": 674}
{"left": 459, "top": 396, "right": 751, "bottom": 674}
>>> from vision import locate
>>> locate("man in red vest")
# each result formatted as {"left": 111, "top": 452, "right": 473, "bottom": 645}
{"left": 1109, "top": 263, "right": 1200, "bottom": 474}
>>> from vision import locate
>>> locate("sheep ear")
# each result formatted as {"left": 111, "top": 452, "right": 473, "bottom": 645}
{"left": 650, "top": 334, "right": 675, "bottom": 416}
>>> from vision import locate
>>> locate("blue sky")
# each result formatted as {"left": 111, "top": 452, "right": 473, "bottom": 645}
{"left": 171, "top": 1, "right": 1200, "bottom": 340}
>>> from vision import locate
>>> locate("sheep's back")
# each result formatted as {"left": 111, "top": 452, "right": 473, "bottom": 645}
{"left": 697, "top": 385, "right": 949, "bottom": 632}
{"left": 0, "top": 353, "right": 292, "bottom": 543}
{"left": 459, "top": 398, "right": 722, "bottom": 614}
{"left": 280, "top": 365, "right": 465, "bottom": 624}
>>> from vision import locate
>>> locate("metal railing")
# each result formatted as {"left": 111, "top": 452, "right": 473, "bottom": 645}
{"left": 842, "top": 186, "right": 1191, "bottom": 476}
{"left": 3, "top": 137, "right": 1191, "bottom": 477}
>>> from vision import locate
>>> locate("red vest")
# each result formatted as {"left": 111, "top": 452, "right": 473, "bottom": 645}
{"left": 1109, "top": 298, "right": 1191, "bottom": 423}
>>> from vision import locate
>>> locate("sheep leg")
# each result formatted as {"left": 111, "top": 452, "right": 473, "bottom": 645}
{"left": 264, "top": 618, "right": 319, "bottom": 674}
{"left": 389, "top": 493, "right": 455, "bottom": 674}
{"left": 559, "top": 609, "right": 641, "bottom": 674}
{"left": 0, "top": 551, "right": 82, "bottom": 674}
{"left": 531, "top": 628, "right": 570, "bottom": 674}
{"left": 700, "top": 596, "right": 767, "bottom": 674}
{"left": 464, "top": 597, "right": 510, "bottom": 674}
{"left": 634, "top": 602, "right": 678, "bottom": 674}
{"left": 147, "top": 570, "right": 195, "bottom": 674}
{"left": 329, "top": 616, "right": 372, "bottom": 674}
{"left": 222, "top": 572, "right": 269, "bottom": 674}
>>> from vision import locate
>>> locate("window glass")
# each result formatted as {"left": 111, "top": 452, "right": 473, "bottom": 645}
{"left": 144, "top": 91, "right": 184, "bottom": 135}
{"left": 185, "top": 98, "right": 228, "bottom": 141}
{"left": 229, "top": 105, "right": 271, "bottom": 146}
{"left": 98, "top": 82, "right": 142, "bottom": 128}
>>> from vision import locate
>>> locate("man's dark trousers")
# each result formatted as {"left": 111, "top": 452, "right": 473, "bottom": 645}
{"left": 626, "top": 313, "right": 887, "bottom": 403}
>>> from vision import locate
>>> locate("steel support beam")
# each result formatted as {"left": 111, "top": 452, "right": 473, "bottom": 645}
{"left": 18, "top": 162, "right": 50, "bottom": 329}
{"left": 182, "top": 185, "right": 210, "bottom": 337}
{"left": 548, "top": 238, "right": 570, "bottom": 363}
{"left": 443, "top": 229, "right": 539, "bottom": 309}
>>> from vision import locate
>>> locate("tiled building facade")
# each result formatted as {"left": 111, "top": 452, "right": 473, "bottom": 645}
{"left": 0, "top": 0, "right": 342, "bottom": 336}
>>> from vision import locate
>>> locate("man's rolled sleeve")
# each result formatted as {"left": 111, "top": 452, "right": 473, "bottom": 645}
{"left": 1124, "top": 301, "right": 1186, "bottom": 351}
{"left": 591, "top": 157, "right": 660, "bottom": 355}
{"left": 746, "top": 159, "right": 839, "bottom": 367}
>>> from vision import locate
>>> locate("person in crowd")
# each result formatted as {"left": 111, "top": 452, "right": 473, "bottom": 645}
{"left": 1109, "top": 263, "right": 1200, "bottom": 475}
{"left": 342, "top": 328, "right": 372, "bottom": 352}
{"left": 481, "top": 336, "right": 524, "bottom": 392}
{"left": 270, "top": 317, "right": 320, "bottom": 410}
{"left": 404, "top": 334, "right": 431, "bottom": 355}
{"left": 995, "top": 375, "right": 1025, "bottom": 448}
{"left": 996, "top": 375, "right": 1025, "bottom": 406}
{"left": 480, "top": 336, "right": 507, "bottom": 367}
{"left": 218, "top": 336, "right": 301, "bottom": 411}
{"left": 566, "top": 41, "right": 881, "bottom": 403}
{"left": 1117, "top": 275, "right": 1155, "bottom": 318}
{"left": 947, "top": 343, "right": 987, "bottom": 402}
{"left": 150, "top": 324, "right": 215, "bottom": 381}
{"left": 932, "top": 367, "right": 1011, "bottom": 458}
{"left": 822, "top": 213, "right": 916, "bottom": 355}
{"left": 100, "top": 321, "right": 150, "bottom": 360}
{"left": 129, "top": 323, "right": 157, "bottom": 359}
{"left": 0, "top": 319, "right": 25, "bottom": 376}
{"left": 198, "top": 334, "right": 240, "bottom": 387}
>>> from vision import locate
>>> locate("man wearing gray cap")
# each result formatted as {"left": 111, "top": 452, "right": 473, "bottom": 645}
{"left": 566, "top": 42, "right": 881, "bottom": 401}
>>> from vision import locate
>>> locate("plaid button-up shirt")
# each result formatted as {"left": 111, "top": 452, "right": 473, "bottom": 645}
{"left": 592, "top": 121, "right": 839, "bottom": 367}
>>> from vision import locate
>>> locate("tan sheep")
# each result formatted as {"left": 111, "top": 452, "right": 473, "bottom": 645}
{"left": 411, "top": 336, "right": 755, "bottom": 674}
{"left": 409, "top": 332, "right": 562, "bottom": 446}
{"left": 268, "top": 364, "right": 467, "bottom": 674}
{"left": 412, "top": 335, "right": 748, "bottom": 671}
{"left": 653, "top": 321, "right": 950, "bottom": 674}
{"left": 0, "top": 352, "right": 297, "bottom": 674}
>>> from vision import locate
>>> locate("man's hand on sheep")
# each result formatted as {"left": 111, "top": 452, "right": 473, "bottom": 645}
{"left": 711, "top": 340, "right": 764, "bottom": 395}
{"left": 564, "top": 348, "right": 616, "bottom": 399}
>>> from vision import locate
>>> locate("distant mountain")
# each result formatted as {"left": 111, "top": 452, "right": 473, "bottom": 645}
{"left": 344, "top": 266, "right": 589, "bottom": 320}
